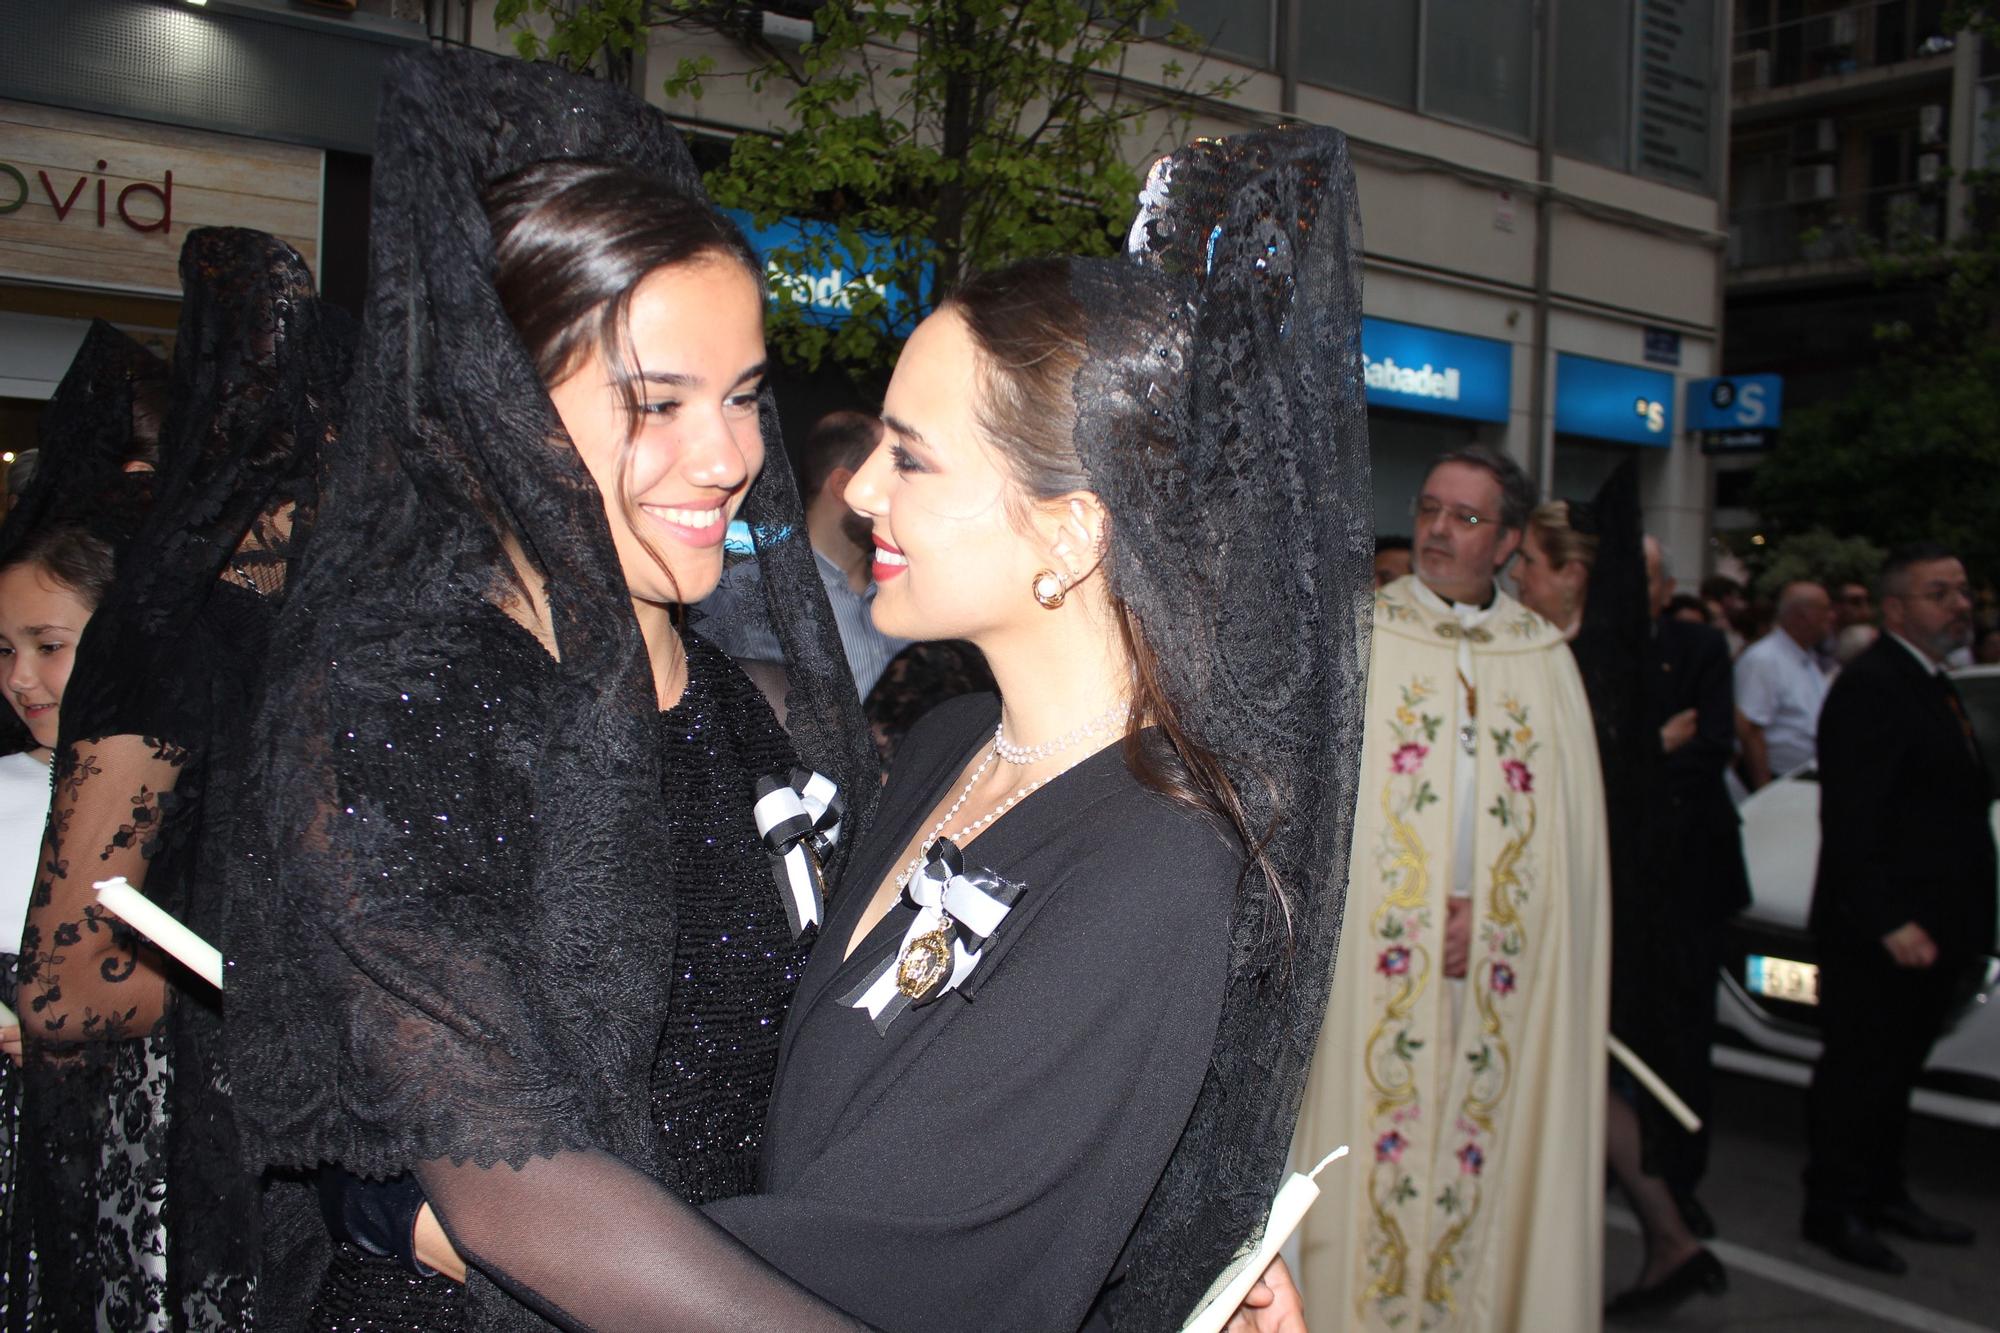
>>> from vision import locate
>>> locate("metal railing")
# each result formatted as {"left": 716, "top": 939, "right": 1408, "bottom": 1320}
{"left": 1733, "top": 0, "right": 1954, "bottom": 93}
{"left": 1728, "top": 182, "right": 1944, "bottom": 268}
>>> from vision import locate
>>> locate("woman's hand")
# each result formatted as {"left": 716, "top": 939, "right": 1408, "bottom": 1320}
{"left": 0, "top": 1024, "right": 21, "bottom": 1067}
{"left": 1224, "top": 1256, "right": 1307, "bottom": 1333}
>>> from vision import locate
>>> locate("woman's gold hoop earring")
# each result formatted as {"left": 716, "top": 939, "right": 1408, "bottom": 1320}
{"left": 1033, "top": 570, "right": 1069, "bottom": 610}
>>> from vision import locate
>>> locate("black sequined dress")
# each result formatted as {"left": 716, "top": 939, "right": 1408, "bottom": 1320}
{"left": 291, "top": 624, "right": 807, "bottom": 1330}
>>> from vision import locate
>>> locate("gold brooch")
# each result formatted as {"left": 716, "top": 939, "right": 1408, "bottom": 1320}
{"left": 896, "top": 922, "right": 955, "bottom": 1001}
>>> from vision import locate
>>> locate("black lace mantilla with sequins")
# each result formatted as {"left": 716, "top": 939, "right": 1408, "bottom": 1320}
{"left": 259, "top": 617, "right": 809, "bottom": 1330}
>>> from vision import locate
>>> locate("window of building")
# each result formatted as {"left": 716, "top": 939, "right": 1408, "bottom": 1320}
{"left": 1297, "top": 2, "right": 1419, "bottom": 108}
{"left": 1422, "top": 0, "right": 1537, "bottom": 139}
{"left": 1151, "top": 0, "right": 1274, "bottom": 69}
{"left": 1555, "top": 2, "right": 1633, "bottom": 170}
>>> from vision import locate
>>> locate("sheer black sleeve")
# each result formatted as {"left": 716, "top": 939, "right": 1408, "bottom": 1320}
{"left": 417, "top": 1151, "right": 869, "bottom": 1332}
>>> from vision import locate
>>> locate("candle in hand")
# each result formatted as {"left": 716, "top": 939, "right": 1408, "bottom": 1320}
{"left": 1179, "top": 1145, "right": 1349, "bottom": 1333}
{"left": 92, "top": 876, "right": 223, "bottom": 990}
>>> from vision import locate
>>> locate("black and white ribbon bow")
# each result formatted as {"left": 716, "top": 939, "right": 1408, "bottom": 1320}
{"left": 754, "top": 768, "right": 844, "bottom": 937}
{"left": 839, "top": 837, "right": 1023, "bottom": 1035}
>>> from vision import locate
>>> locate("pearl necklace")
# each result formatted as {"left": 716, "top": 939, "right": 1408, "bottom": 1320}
{"left": 892, "top": 742, "right": 1093, "bottom": 891}
{"left": 994, "top": 698, "right": 1131, "bottom": 766}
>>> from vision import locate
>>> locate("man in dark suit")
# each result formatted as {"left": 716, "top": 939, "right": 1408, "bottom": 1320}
{"left": 1644, "top": 538, "right": 1749, "bottom": 1237}
{"left": 1803, "top": 542, "right": 1996, "bottom": 1273}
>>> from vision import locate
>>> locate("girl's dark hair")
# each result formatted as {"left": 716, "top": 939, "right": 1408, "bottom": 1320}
{"left": 1, "top": 524, "right": 118, "bottom": 610}
{"left": 481, "top": 159, "right": 766, "bottom": 601}
{"left": 945, "top": 259, "right": 1285, "bottom": 912}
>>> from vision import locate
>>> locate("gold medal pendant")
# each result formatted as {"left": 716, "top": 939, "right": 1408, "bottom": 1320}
{"left": 895, "top": 920, "right": 956, "bottom": 1002}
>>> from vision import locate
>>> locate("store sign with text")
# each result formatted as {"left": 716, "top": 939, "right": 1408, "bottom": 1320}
{"left": 1360, "top": 317, "right": 1512, "bottom": 423}
{"left": 1554, "top": 352, "right": 1676, "bottom": 447}
{"left": 0, "top": 99, "right": 321, "bottom": 296}
{"left": 723, "top": 209, "right": 932, "bottom": 334}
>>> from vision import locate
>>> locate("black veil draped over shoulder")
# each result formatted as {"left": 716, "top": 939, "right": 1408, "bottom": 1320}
{"left": 0, "top": 321, "right": 163, "bottom": 757}
{"left": 15, "top": 228, "right": 348, "bottom": 1331}
{"left": 1568, "top": 462, "right": 1682, "bottom": 1158}
{"left": 0, "top": 320, "right": 162, "bottom": 1330}
{"left": 1082, "top": 125, "right": 1373, "bottom": 1328}
{"left": 222, "top": 48, "right": 874, "bottom": 1331}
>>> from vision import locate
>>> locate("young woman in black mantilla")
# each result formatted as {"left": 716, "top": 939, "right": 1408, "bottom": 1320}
{"left": 221, "top": 50, "right": 877, "bottom": 1329}
{"left": 250, "top": 48, "right": 1372, "bottom": 1333}
{"left": 11, "top": 232, "right": 348, "bottom": 1332}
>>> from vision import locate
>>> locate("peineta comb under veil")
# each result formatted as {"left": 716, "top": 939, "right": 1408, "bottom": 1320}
{"left": 221, "top": 47, "right": 876, "bottom": 1329}
{"left": 1079, "top": 125, "right": 1374, "bottom": 1327}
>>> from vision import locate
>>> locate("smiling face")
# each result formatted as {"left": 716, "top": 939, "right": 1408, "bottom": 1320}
{"left": 844, "top": 307, "right": 1051, "bottom": 643}
{"left": 546, "top": 256, "right": 767, "bottom": 608}
{"left": 0, "top": 561, "right": 94, "bottom": 750}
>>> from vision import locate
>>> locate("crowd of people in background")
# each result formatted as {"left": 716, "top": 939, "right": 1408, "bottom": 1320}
{"left": 1367, "top": 473, "right": 1991, "bottom": 1316}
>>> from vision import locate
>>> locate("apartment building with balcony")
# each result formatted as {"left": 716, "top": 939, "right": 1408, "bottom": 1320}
{"left": 1718, "top": 0, "right": 1985, "bottom": 533}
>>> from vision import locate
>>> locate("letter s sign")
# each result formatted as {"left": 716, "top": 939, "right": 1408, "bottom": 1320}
{"left": 1734, "top": 381, "right": 1767, "bottom": 427}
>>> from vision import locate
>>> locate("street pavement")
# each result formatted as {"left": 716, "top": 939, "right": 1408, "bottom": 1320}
{"left": 1601, "top": 1069, "right": 2000, "bottom": 1330}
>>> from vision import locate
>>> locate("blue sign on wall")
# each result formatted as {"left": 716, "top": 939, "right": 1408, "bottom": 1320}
{"left": 1361, "top": 317, "right": 1512, "bottom": 423}
{"left": 1554, "top": 353, "right": 1676, "bottom": 447}
{"left": 1685, "top": 374, "right": 1783, "bottom": 432}
{"left": 723, "top": 209, "right": 932, "bottom": 333}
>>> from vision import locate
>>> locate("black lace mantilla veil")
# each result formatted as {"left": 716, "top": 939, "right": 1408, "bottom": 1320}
{"left": 16, "top": 228, "right": 347, "bottom": 1331}
{"left": 1085, "top": 127, "right": 1373, "bottom": 1327}
{"left": 222, "top": 47, "right": 874, "bottom": 1330}
{"left": 1568, "top": 463, "right": 1680, "bottom": 1158}
{"left": 0, "top": 321, "right": 163, "bottom": 757}
{"left": 0, "top": 321, "right": 161, "bottom": 1330}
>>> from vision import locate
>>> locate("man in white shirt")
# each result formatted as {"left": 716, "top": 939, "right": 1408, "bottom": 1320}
{"left": 1735, "top": 581, "right": 1833, "bottom": 788}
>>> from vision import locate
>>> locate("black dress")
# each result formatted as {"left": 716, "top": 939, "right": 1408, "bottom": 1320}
{"left": 705, "top": 693, "right": 1236, "bottom": 1332}
{"left": 296, "top": 620, "right": 808, "bottom": 1328}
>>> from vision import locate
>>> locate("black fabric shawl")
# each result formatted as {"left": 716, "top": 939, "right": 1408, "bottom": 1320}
{"left": 0, "top": 321, "right": 162, "bottom": 756}
{"left": 221, "top": 47, "right": 874, "bottom": 1331}
{"left": 0, "top": 321, "right": 160, "bottom": 1329}
{"left": 1567, "top": 462, "right": 1680, "bottom": 1154}
{"left": 1083, "top": 126, "right": 1374, "bottom": 1328}
{"left": 15, "top": 229, "right": 348, "bottom": 1331}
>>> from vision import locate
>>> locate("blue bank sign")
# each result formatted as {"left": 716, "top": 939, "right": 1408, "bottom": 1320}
{"left": 1685, "top": 373, "right": 1783, "bottom": 431}
{"left": 1554, "top": 352, "right": 1675, "bottom": 447}
{"left": 1361, "top": 317, "right": 1512, "bottom": 423}
{"left": 723, "top": 208, "right": 931, "bottom": 333}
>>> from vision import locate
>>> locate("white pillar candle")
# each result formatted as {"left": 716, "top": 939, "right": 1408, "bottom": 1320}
{"left": 93, "top": 876, "right": 223, "bottom": 991}
{"left": 1179, "top": 1145, "right": 1349, "bottom": 1333}
{"left": 1609, "top": 1033, "right": 1702, "bottom": 1134}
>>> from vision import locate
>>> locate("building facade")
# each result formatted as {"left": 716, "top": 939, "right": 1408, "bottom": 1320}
{"left": 0, "top": 0, "right": 424, "bottom": 456}
{"left": 497, "top": 0, "right": 1730, "bottom": 577}
{"left": 4, "top": 1, "right": 1733, "bottom": 577}
{"left": 1719, "top": 0, "right": 1980, "bottom": 547}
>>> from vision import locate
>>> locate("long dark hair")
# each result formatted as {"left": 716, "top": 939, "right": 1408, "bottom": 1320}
{"left": 483, "top": 160, "right": 764, "bottom": 601}
{"left": 945, "top": 258, "right": 1285, "bottom": 916}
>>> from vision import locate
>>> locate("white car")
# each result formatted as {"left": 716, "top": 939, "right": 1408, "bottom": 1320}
{"left": 1715, "top": 666, "right": 2000, "bottom": 1129}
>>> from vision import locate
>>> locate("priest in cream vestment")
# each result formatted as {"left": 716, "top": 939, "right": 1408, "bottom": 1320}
{"left": 1295, "top": 449, "right": 1609, "bottom": 1332}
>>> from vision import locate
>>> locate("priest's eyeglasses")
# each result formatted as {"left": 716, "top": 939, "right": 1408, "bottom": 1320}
{"left": 1412, "top": 497, "right": 1494, "bottom": 529}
